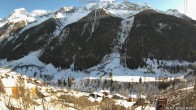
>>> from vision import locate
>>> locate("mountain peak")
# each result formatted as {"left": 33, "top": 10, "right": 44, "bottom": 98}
{"left": 30, "top": 10, "right": 49, "bottom": 17}
{"left": 55, "top": 6, "right": 76, "bottom": 14}
{"left": 83, "top": 1, "right": 152, "bottom": 12}
{"left": 100, "top": 0, "right": 116, "bottom": 3}
{"left": 53, "top": 6, "right": 76, "bottom": 18}
{"left": 165, "top": 9, "right": 192, "bottom": 20}
{"left": 8, "top": 8, "right": 29, "bottom": 21}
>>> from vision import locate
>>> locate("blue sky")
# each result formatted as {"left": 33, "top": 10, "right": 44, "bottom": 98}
{"left": 0, "top": 0, "right": 195, "bottom": 19}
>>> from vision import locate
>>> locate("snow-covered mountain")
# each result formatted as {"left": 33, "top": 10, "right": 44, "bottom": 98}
{"left": 165, "top": 9, "right": 192, "bottom": 20}
{"left": 0, "top": 1, "right": 151, "bottom": 45}
{"left": 30, "top": 10, "right": 49, "bottom": 17}
{"left": 0, "top": 1, "right": 196, "bottom": 88}
{"left": 8, "top": 8, "right": 29, "bottom": 20}
{"left": 0, "top": 18, "right": 6, "bottom": 27}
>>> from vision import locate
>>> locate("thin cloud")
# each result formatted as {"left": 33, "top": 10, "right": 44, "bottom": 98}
{"left": 177, "top": 0, "right": 196, "bottom": 20}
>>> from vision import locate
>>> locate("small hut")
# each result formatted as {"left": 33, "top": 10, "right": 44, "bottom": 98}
{"left": 156, "top": 98, "right": 167, "bottom": 110}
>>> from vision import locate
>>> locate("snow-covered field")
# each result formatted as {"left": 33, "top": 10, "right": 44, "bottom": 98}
{"left": 0, "top": 50, "right": 191, "bottom": 85}
{"left": 0, "top": 49, "right": 193, "bottom": 110}
{"left": 0, "top": 68, "right": 158, "bottom": 110}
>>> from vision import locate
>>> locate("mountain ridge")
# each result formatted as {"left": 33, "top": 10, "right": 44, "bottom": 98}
{"left": 0, "top": 1, "right": 196, "bottom": 72}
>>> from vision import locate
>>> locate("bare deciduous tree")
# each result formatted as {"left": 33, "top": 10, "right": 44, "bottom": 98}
{"left": 16, "top": 80, "right": 33, "bottom": 110}
{"left": 41, "top": 98, "right": 51, "bottom": 110}
{"left": 3, "top": 94, "right": 12, "bottom": 109}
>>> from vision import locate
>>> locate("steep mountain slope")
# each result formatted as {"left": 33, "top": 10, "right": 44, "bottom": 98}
{"left": 0, "top": 18, "right": 60, "bottom": 60}
{"left": 0, "top": 18, "right": 6, "bottom": 27}
{"left": 40, "top": 9, "right": 122, "bottom": 70}
{"left": 0, "top": 1, "right": 195, "bottom": 72}
{"left": 0, "top": 20, "right": 26, "bottom": 42}
{"left": 0, "top": 8, "right": 51, "bottom": 44}
{"left": 123, "top": 10, "right": 196, "bottom": 69}
{"left": 0, "top": 7, "right": 90, "bottom": 61}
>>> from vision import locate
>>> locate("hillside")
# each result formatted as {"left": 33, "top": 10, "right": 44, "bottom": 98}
{"left": 40, "top": 9, "right": 122, "bottom": 70}
{"left": 0, "top": 1, "right": 195, "bottom": 71}
{"left": 123, "top": 9, "right": 196, "bottom": 69}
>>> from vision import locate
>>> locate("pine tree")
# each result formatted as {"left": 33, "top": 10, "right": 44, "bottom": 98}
{"left": 63, "top": 79, "right": 66, "bottom": 86}
{"left": 139, "top": 77, "right": 142, "bottom": 84}
{"left": 58, "top": 79, "right": 62, "bottom": 86}
{"left": 67, "top": 76, "right": 73, "bottom": 88}
{"left": 109, "top": 72, "right": 112, "bottom": 79}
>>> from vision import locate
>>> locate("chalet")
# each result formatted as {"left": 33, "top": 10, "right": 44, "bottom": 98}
{"left": 156, "top": 98, "right": 167, "bottom": 110}
{"left": 128, "top": 94, "right": 138, "bottom": 102}
{"left": 90, "top": 92, "right": 104, "bottom": 99}
{"left": 99, "top": 90, "right": 110, "bottom": 96}
{"left": 128, "top": 94, "right": 146, "bottom": 102}
{"left": 26, "top": 83, "right": 37, "bottom": 98}
{"left": 0, "top": 77, "right": 18, "bottom": 98}
{"left": 0, "top": 77, "right": 37, "bottom": 98}
{"left": 113, "top": 93, "right": 126, "bottom": 99}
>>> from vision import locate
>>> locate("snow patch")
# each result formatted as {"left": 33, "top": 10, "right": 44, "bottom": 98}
{"left": 8, "top": 8, "right": 35, "bottom": 23}
{"left": 100, "top": 0, "right": 115, "bottom": 3}
{"left": 30, "top": 10, "right": 49, "bottom": 17}
{"left": 165, "top": 9, "right": 191, "bottom": 20}
{"left": 115, "top": 100, "right": 135, "bottom": 108}
{"left": 7, "top": 50, "right": 44, "bottom": 67}
{"left": 19, "top": 16, "right": 51, "bottom": 34}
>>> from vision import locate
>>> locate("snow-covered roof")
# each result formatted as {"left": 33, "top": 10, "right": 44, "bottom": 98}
{"left": 129, "top": 94, "right": 137, "bottom": 99}
{"left": 113, "top": 93, "right": 126, "bottom": 99}
{"left": 88, "top": 97, "right": 96, "bottom": 102}
{"left": 97, "top": 93, "right": 104, "bottom": 97}
{"left": 99, "top": 90, "right": 110, "bottom": 93}
{"left": 0, "top": 102, "right": 9, "bottom": 110}
{"left": 96, "top": 97, "right": 103, "bottom": 102}
{"left": 26, "top": 83, "right": 36, "bottom": 89}
{"left": 139, "top": 94, "right": 146, "bottom": 99}
{"left": 105, "top": 94, "right": 113, "bottom": 98}
{"left": 93, "top": 92, "right": 98, "bottom": 95}
{"left": 128, "top": 93, "right": 146, "bottom": 99}
{"left": 0, "top": 78, "right": 17, "bottom": 87}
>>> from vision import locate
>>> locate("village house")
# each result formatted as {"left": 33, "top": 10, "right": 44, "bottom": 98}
{"left": 0, "top": 77, "right": 18, "bottom": 98}
{"left": 128, "top": 94, "right": 138, "bottom": 102}
{"left": 26, "top": 83, "right": 37, "bottom": 98}
{"left": 156, "top": 98, "right": 167, "bottom": 110}
{"left": 90, "top": 92, "right": 104, "bottom": 99}
{"left": 128, "top": 93, "right": 147, "bottom": 102}
{"left": 113, "top": 93, "right": 126, "bottom": 99}
{"left": 99, "top": 90, "right": 113, "bottom": 98}
{"left": 0, "top": 77, "right": 37, "bottom": 98}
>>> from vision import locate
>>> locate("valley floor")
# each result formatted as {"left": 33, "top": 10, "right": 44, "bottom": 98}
{"left": 0, "top": 51, "right": 195, "bottom": 110}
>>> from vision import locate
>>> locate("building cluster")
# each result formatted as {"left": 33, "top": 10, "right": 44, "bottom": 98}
{"left": 0, "top": 72, "right": 42, "bottom": 98}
